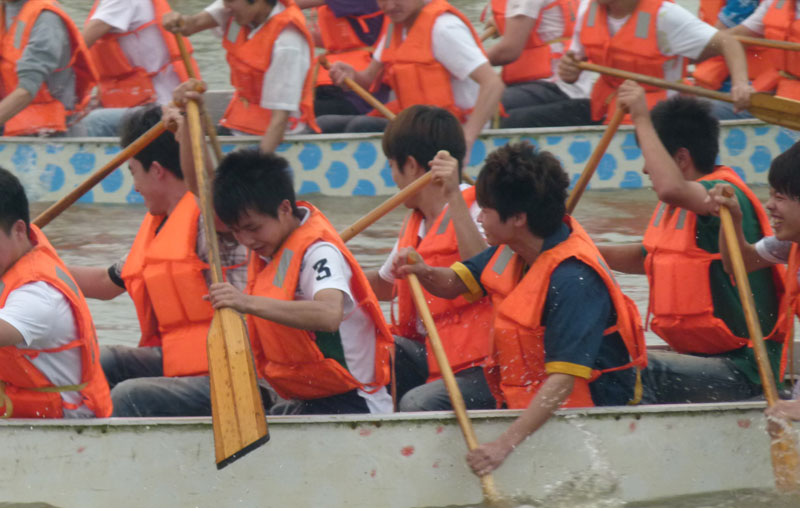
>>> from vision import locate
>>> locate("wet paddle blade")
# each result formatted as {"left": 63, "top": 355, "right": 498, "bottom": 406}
{"left": 207, "top": 308, "right": 269, "bottom": 469}
{"left": 749, "top": 94, "right": 800, "bottom": 131}
{"left": 771, "top": 426, "right": 800, "bottom": 492}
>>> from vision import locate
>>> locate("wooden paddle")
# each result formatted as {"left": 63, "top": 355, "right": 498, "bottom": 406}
{"left": 719, "top": 189, "right": 800, "bottom": 491}
{"left": 405, "top": 252, "right": 505, "bottom": 506}
{"left": 33, "top": 121, "right": 168, "bottom": 228}
{"left": 577, "top": 62, "right": 800, "bottom": 130}
{"left": 174, "top": 33, "right": 224, "bottom": 166}
{"left": 736, "top": 35, "right": 800, "bottom": 52}
{"left": 319, "top": 55, "right": 396, "bottom": 121}
{"left": 186, "top": 99, "right": 269, "bottom": 469}
{"left": 565, "top": 107, "right": 626, "bottom": 214}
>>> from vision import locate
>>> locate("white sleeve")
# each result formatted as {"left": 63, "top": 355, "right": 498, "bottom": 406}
{"left": 260, "top": 26, "right": 310, "bottom": 111}
{"left": 431, "top": 14, "right": 488, "bottom": 80}
{"left": 506, "top": 0, "right": 547, "bottom": 19}
{"left": 741, "top": 0, "right": 774, "bottom": 35}
{"left": 90, "top": 0, "right": 137, "bottom": 32}
{"left": 568, "top": 0, "right": 592, "bottom": 60}
{"left": 0, "top": 282, "right": 77, "bottom": 349}
{"left": 204, "top": 0, "right": 229, "bottom": 27}
{"left": 298, "top": 242, "right": 356, "bottom": 315}
{"left": 755, "top": 235, "right": 792, "bottom": 264}
{"left": 657, "top": 2, "right": 718, "bottom": 59}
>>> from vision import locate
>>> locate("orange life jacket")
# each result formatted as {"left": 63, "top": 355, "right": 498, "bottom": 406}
{"left": 0, "top": 0, "right": 97, "bottom": 136}
{"left": 121, "top": 192, "right": 222, "bottom": 377}
{"left": 480, "top": 217, "right": 647, "bottom": 410}
{"left": 380, "top": 0, "right": 485, "bottom": 122}
{"left": 760, "top": 0, "right": 800, "bottom": 100}
{"left": 313, "top": 5, "right": 385, "bottom": 87}
{"left": 85, "top": 0, "right": 201, "bottom": 108}
{"left": 246, "top": 202, "right": 393, "bottom": 400}
{"left": 491, "top": 0, "right": 577, "bottom": 84}
{"left": 693, "top": 49, "right": 777, "bottom": 93}
{"left": 775, "top": 243, "right": 800, "bottom": 378}
{"left": 698, "top": 0, "right": 725, "bottom": 24}
{"left": 642, "top": 166, "right": 788, "bottom": 354}
{"left": 580, "top": 0, "right": 683, "bottom": 123}
{"left": 0, "top": 226, "right": 111, "bottom": 418}
{"left": 220, "top": 0, "right": 319, "bottom": 135}
{"left": 392, "top": 187, "right": 493, "bottom": 381}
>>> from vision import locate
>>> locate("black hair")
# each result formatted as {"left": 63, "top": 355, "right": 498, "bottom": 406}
{"left": 476, "top": 142, "right": 568, "bottom": 238}
{"left": 0, "top": 167, "right": 30, "bottom": 234}
{"left": 650, "top": 95, "right": 719, "bottom": 174}
{"left": 213, "top": 149, "right": 298, "bottom": 226}
{"left": 382, "top": 105, "right": 466, "bottom": 175}
{"left": 768, "top": 141, "right": 800, "bottom": 201}
{"left": 120, "top": 105, "right": 183, "bottom": 180}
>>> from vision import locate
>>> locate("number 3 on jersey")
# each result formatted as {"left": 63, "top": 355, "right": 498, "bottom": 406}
{"left": 313, "top": 258, "right": 332, "bottom": 281}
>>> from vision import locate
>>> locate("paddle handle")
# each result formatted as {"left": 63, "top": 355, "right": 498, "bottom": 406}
{"left": 339, "top": 172, "right": 433, "bottom": 242}
{"left": 736, "top": 35, "right": 800, "bottom": 52}
{"left": 319, "top": 56, "right": 396, "bottom": 121}
{"left": 577, "top": 62, "right": 733, "bottom": 104}
{"left": 566, "top": 107, "right": 625, "bottom": 215}
{"left": 481, "top": 26, "right": 497, "bottom": 41}
{"left": 406, "top": 259, "right": 503, "bottom": 505}
{"left": 33, "top": 121, "right": 168, "bottom": 228}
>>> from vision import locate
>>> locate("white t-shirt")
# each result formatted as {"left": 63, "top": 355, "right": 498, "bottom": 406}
{"left": 261, "top": 207, "right": 392, "bottom": 414}
{"left": 205, "top": 1, "right": 310, "bottom": 134}
{"left": 90, "top": 0, "right": 181, "bottom": 105}
{"left": 742, "top": 0, "right": 800, "bottom": 34}
{"left": 569, "top": 0, "right": 717, "bottom": 95}
{"left": 373, "top": 12, "right": 488, "bottom": 115}
{"left": 755, "top": 235, "right": 800, "bottom": 284}
{"left": 0, "top": 282, "right": 93, "bottom": 418}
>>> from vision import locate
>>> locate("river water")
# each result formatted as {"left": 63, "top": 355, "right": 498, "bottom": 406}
{"left": 36, "top": 2, "right": 787, "bottom": 508}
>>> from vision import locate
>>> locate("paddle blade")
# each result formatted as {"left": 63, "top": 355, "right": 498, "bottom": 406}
{"left": 749, "top": 94, "right": 800, "bottom": 131}
{"left": 771, "top": 424, "right": 800, "bottom": 492}
{"left": 207, "top": 308, "right": 269, "bottom": 469}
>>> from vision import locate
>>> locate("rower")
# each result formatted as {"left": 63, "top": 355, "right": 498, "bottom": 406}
{"left": 0, "top": 0, "right": 96, "bottom": 136}
{"left": 367, "top": 105, "right": 495, "bottom": 412}
{"left": 555, "top": 0, "right": 752, "bottom": 125}
{"left": 708, "top": 142, "right": 800, "bottom": 416}
{"left": 296, "top": 0, "right": 389, "bottom": 117}
{"left": 78, "top": 0, "right": 203, "bottom": 137}
{"left": 206, "top": 149, "right": 394, "bottom": 415}
{"left": 393, "top": 141, "right": 645, "bottom": 475}
{"left": 600, "top": 81, "right": 788, "bottom": 404}
{"left": 0, "top": 167, "right": 111, "bottom": 418}
{"left": 321, "top": 0, "right": 505, "bottom": 158}
{"left": 162, "top": 0, "right": 319, "bottom": 154}
{"left": 67, "top": 105, "right": 252, "bottom": 417}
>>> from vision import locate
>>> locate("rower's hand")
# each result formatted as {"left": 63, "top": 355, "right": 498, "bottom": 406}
{"left": 429, "top": 150, "right": 460, "bottom": 201}
{"left": 557, "top": 51, "right": 583, "bottom": 84}
{"left": 161, "top": 102, "right": 185, "bottom": 136}
{"left": 617, "top": 80, "right": 648, "bottom": 120}
{"left": 766, "top": 400, "right": 800, "bottom": 422}
{"left": 706, "top": 183, "right": 742, "bottom": 222}
{"left": 391, "top": 247, "right": 429, "bottom": 279}
{"left": 173, "top": 78, "right": 207, "bottom": 106}
{"left": 162, "top": 11, "right": 187, "bottom": 34}
{"left": 206, "top": 282, "right": 251, "bottom": 313}
{"left": 730, "top": 82, "right": 754, "bottom": 113}
{"left": 466, "top": 439, "right": 513, "bottom": 477}
{"left": 329, "top": 62, "right": 356, "bottom": 88}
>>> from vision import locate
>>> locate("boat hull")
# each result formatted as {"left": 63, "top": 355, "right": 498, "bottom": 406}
{"left": 0, "top": 402, "right": 782, "bottom": 507}
{"left": 4, "top": 120, "right": 798, "bottom": 204}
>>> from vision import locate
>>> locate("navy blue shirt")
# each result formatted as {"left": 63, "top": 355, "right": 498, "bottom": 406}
{"left": 452, "top": 223, "right": 635, "bottom": 406}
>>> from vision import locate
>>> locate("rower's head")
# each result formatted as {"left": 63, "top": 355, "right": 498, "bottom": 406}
{"left": 766, "top": 141, "right": 800, "bottom": 242}
{"left": 213, "top": 150, "right": 302, "bottom": 258}
{"left": 224, "top": 0, "right": 277, "bottom": 27}
{"left": 120, "top": 105, "right": 184, "bottom": 216}
{"left": 0, "top": 167, "right": 32, "bottom": 277}
{"left": 475, "top": 142, "right": 568, "bottom": 244}
{"left": 377, "top": 0, "right": 425, "bottom": 25}
{"left": 383, "top": 105, "right": 465, "bottom": 206}
{"left": 649, "top": 96, "right": 719, "bottom": 178}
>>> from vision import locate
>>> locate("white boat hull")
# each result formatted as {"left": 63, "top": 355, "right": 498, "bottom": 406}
{"left": 0, "top": 402, "right": 783, "bottom": 507}
{"left": 4, "top": 120, "right": 798, "bottom": 204}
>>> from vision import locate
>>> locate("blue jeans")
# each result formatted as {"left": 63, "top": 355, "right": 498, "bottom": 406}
{"left": 101, "top": 345, "right": 277, "bottom": 417}
{"left": 640, "top": 350, "right": 762, "bottom": 404}
{"left": 706, "top": 99, "right": 754, "bottom": 121}
{"left": 71, "top": 107, "right": 138, "bottom": 137}
{"left": 394, "top": 336, "right": 496, "bottom": 411}
{"left": 315, "top": 114, "right": 389, "bottom": 134}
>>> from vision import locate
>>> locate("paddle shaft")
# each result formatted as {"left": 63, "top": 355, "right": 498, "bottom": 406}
{"left": 406, "top": 268, "right": 503, "bottom": 504}
{"left": 175, "top": 33, "right": 224, "bottom": 165}
{"left": 319, "top": 56, "right": 396, "bottom": 121}
{"left": 737, "top": 35, "right": 800, "bottom": 52}
{"left": 565, "top": 107, "right": 625, "bottom": 215}
{"left": 33, "top": 121, "right": 167, "bottom": 228}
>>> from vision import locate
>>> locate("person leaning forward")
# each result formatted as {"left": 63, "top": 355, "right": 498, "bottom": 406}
{"left": 599, "top": 81, "right": 788, "bottom": 404}
{"left": 68, "top": 105, "right": 254, "bottom": 418}
{"left": 393, "top": 142, "right": 646, "bottom": 475}
{"left": 0, "top": 168, "right": 112, "bottom": 419}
